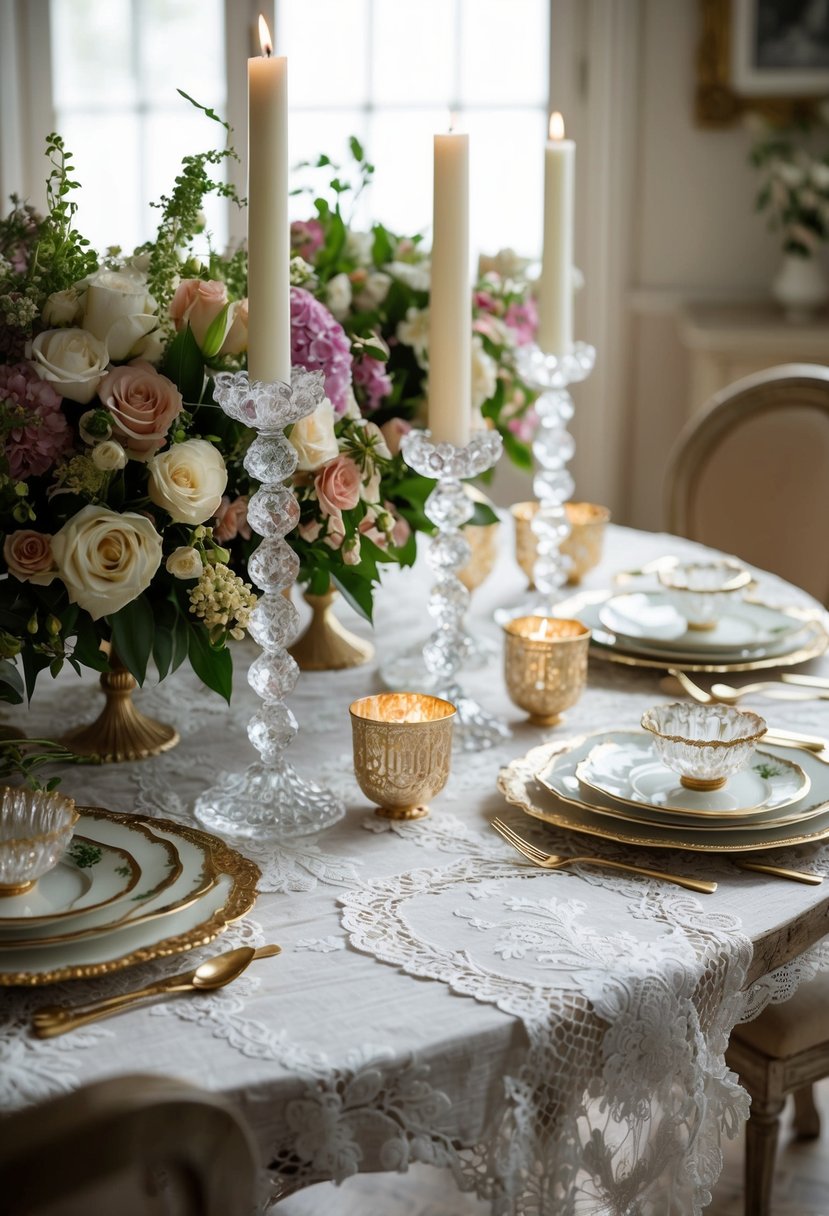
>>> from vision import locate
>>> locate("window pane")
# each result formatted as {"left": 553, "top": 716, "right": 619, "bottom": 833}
{"left": 144, "top": 107, "right": 228, "bottom": 256}
{"left": 460, "top": 0, "right": 548, "bottom": 106}
{"left": 52, "top": 0, "right": 134, "bottom": 107}
{"left": 288, "top": 111, "right": 370, "bottom": 223}
{"left": 138, "top": 0, "right": 225, "bottom": 105}
{"left": 368, "top": 110, "right": 442, "bottom": 239}
{"left": 373, "top": 0, "right": 455, "bottom": 104}
{"left": 464, "top": 108, "right": 546, "bottom": 258}
{"left": 58, "top": 112, "right": 143, "bottom": 254}
{"left": 277, "top": 0, "right": 369, "bottom": 107}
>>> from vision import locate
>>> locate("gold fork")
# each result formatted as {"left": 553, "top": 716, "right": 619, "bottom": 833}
{"left": 490, "top": 818, "right": 717, "bottom": 894}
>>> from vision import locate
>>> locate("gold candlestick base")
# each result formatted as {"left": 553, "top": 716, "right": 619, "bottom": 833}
{"left": 61, "top": 654, "right": 179, "bottom": 764}
{"left": 289, "top": 588, "right": 374, "bottom": 671}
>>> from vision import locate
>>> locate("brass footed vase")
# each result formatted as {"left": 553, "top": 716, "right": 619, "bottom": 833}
{"left": 61, "top": 651, "right": 179, "bottom": 763}
{"left": 288, "top": 587, "right": 374, "bottom": 671}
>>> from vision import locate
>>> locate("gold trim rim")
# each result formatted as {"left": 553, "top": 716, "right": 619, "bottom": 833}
{"left": 640, "top": 704, "right": 766, "bottom": 749}
{"left": 0, "top": 811, "right": 260, "bottom": 986}
{"left": 497, "top": 734, "right": 829, "bottom": 854}
{"left": 589, "top": 618, "right": 829, "bottom": 674}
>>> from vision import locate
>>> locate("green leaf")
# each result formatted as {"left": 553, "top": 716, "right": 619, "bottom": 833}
{"left": 161, "top": 324, "right": 205, "bottom": 404}
{"left": 72, "top": 616, "right": 109, "bottom": 672}
{"left": 349, "top": 135, "right": 365, "bottom": 163}
{"left": 0, "top": 660, "right": 23, "bottom": 704}
{"left": 468, "top": 499, "right": 499, "bottom": 527}
{"left": 170, "top": 614, "right": 191, "bottom": 674}
{"left": 200, "top": 302, "right": 230, "bottom": 359}
{"left": 501, "top": 428, "right": 534, "bottom": 472}
{"left": 332, "top": 570, "right": 374, "bottom": 622}
{"left": 187, "top": 626, "right": 233, "bottom": 703}
{"left": 21, "top": 649, "right": 51, "bottom": 703}
{"left": 109, "top": 594, "right": 155, "bottom": 685}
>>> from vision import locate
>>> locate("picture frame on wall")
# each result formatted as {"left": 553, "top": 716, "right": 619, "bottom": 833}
{"left": 696, "top": 0, "right": 829, "bottom": 126}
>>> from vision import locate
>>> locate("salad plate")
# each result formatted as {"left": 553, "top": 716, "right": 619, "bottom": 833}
{"left": 497, "top": 734, "right": 829, "bottom": 853}
{"left": 0, "top": 814, "right": 259, "bottom": 985}
{"left": 597, "top": 593, "right": 801, "bottom": 653}
{"left": 0, "top": 835, "right": 141, "bottom": 927}
{"left": 574, "top": 732, "right": 809, "bottom": 819}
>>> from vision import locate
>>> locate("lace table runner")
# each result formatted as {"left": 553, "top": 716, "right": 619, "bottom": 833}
{"left": 4, "top": 525, "right": 829, "bottom": 1215}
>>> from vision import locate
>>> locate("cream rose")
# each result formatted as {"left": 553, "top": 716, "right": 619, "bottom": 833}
{"left": 288, "top": 397, "right": 339, "bottom": 471}
{"left": 324, "top": 272, "right": 353, "bottom": 321}
{"left": 147, "top": 439, "right": 228, "bottom": 525}
{"left": 42, "top": 288, "right": 83, "bottom": 327}
{"left": 91, "top": 439, "right": 127, "bottom": 471}
{"left": 3, "top": 530, "right": 58, "bottom": 586}
{"left": 51, "top": 506, "right": 163, "bottom": 620}
{"left": 98, "top": 359, "right": 183, "bottom": 459}
{"left": 166, "top": 546, "right": 204, "bottom": 579}
{"left": 82, "top": 268, "right": 160, "bottom": 361}
{"left": 30, "top": 328, "right": 109, "bottom": 405}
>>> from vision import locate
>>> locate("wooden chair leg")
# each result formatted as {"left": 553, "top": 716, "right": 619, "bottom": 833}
{"left": 745, "top": 1099, "right": 784, "bottom": 1216}
{"left": 792, "top": 1085, "right": 822, "bottom": 1140}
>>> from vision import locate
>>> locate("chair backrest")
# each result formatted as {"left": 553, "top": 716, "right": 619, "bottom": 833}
{"left": 666, "top": 363, "right": 829, "bottom": 604}
{"left": 0, "top": 1074, "right": 259, "bottom": 1216}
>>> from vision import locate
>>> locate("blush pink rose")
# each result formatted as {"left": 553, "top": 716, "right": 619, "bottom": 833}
{"left": 98, "top": 359, "right": 183, "bottom": 459}
{"left": 219, "top": 298, "right": 248, "bottom": 357}
{"left": 314, "top": 455, "right": 361, "bottom": 517}
{"left": 358, "top": 511, "right": 389, "bottom": 551}
{"left": 380, "top": 417, "right": 411, "bottom": 457}
{"left": 298, "top": 518, "right": 322, "bottom": 543}
{"left": 213, "top": 495, "right": 251, "bottom": 543}
{"left": 3, "top": 530, "right": 58, "bottom": 585}
{"left": 169, "top": 279, "right": 229, "bottom": 347}
{"left": 386, "top": 502, "right": 411, "bottom": 548}
{"left": 322, "top": 512, "right": 345, "bottom": 550}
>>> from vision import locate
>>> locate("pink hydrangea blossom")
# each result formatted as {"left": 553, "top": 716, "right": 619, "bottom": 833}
{"left": 504, "top": 298, "right": 538, "bottom": 347}
{"left": 290, "top": 220, "right": 324, "bottom": 259}
{"left": 290, "top": 287, "right": 352, "bottom": 415}
{"left": 508, "top": 406, "right": 538, "bottom": 444}
{"left": 474, "top": 290, "right": 500, "bottom": 315}
{"left": 352, "top": 355, "right": 392, "bottom": 412}
{"left": 0, "top": 362, "right": 71, "bottom": 479}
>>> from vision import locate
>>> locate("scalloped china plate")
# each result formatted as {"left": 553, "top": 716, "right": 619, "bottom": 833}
{"left": 497, "top": 734, "right": 829, "bottom": 853}
{"left": 597, "top": 593, "right": 802, "bottom": 653}
{"left": 0, "top": 834, "right": 141, "bottom": 927}
{"left": 0, "top": 812, "right": 260, "bottom": 986}
{"left": 573, "top": 731, "right": 809, "bottom": 822}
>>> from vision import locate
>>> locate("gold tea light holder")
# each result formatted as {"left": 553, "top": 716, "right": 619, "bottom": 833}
{"left": 503, "top": 616, "right": 590, "bottom": 727}
{"left": 350, "top": 692, "right": 456, "bottom": 820}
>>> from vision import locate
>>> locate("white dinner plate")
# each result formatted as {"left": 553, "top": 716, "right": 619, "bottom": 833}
{"left": 0, "top": 809, "right": 209, "bottom": 947}
{"left": 0, "top": 834, "right": 141, "bottom": 927}
{"left": 575, "top": 732, "right": 809, "bottom": 821}
{"left": 597, "top": 593, "right": 801, "bottom": 653}
{"left": 508, "top": 733, "right": 829, "bottom": 851}
{"left": 0, "top": 814, "right": 260, "bottom": 985}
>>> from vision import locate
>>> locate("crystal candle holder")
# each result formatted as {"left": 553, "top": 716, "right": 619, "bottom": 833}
{"left": 496, "top": 341, "right": 596, "bottom": 624}
{"left": 350, "top": 692, "right": 456, "bottom": 820}
{"left": 502, "top": 616, "right": 590, "bottom": 727}
{"left": 194, "top": 369, "right": 344, "bottom": 839}
{"left": 401, "top": 428, "right": 510, "bottom": 751}
{"left": 511, "top": 500, "right": 610, "bottom": 589}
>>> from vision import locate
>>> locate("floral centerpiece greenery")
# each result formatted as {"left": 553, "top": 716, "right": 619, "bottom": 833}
{"left": 750, "top": 111, "right": 829, "bottom": 256}
{"left": 0, "top": 100, "right": 534, "bottom": 708}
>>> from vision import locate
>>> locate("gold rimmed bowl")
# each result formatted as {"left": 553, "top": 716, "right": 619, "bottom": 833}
{"left": 657, "top": 558, "right": 752, "bottom": 631}
{"left": 349, "top": 692, "right": 456, "bottom": 820}
{"left": 511, "top": 500, "right": 610, "bottom": 587}
{"left": 503, "top": 616, "right": 591, "bottom": 727}
{"left": 0, "top": 786, "right": 78, "bottom": 896}
{"left": 641, "top": 702, "right": 767, "bottom": 792}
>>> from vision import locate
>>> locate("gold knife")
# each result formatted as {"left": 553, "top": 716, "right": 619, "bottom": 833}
{"left": 736, "top": 862, "right": 823, "bottom": 885}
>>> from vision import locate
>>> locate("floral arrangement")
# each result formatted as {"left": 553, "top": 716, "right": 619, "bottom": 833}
{"left": 750, "top": 111, "right": 829, "bottom": 256}
{"left": 0, "top": 112, "right": 431, "bottom": 707}
{"left": 286, "top": 140, "right": 541, "bottom": 470}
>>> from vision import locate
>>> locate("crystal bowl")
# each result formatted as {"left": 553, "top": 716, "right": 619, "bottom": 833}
{"left": 640, "top": 702, "right": 767, "bottom": 791}
{"left": 0, "top": 786, "right": 78, "bottom": 896}
{"left": 657, "top": 559, "right": 752, "bottom": 630}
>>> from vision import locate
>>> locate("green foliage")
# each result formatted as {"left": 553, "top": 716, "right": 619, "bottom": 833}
{"left": 0, "top": 737, "right": 80, "bottom": 791}
{"left": 26, "top": 135, "right": 97, "bottom": 305}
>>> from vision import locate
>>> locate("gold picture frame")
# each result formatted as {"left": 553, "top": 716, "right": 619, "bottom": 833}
{"left": 696, "top": 0, "right": 829, "bottom": 127}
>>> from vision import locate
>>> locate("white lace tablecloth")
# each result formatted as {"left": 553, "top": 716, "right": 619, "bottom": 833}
{"left": 5, "top": 524, "right": 829, "bottom": 1215}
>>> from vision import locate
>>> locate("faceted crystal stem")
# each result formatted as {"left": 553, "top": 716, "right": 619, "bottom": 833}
{"left": 194, "top": 370, "right": 344, "bottom": 839}
{"left": 401, "top": 429, "right": 510, "bottom": 752}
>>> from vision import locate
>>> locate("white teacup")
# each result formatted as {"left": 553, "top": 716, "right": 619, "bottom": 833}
{"left": 657, "top": 559, "right": 752, "bottom": 631}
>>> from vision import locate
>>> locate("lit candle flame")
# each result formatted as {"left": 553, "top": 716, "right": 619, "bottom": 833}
{"left": 258, "top": 13, "right": 273, "bottom": 56}
{"left": 549, "top": 111, "right": 565, "bottom": 140}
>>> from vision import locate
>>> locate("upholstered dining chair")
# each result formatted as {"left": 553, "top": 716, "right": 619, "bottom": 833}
{"left": 725, "top": 972, "right": 829, "bottom": 1216}
{"left": 0, "top": 1073, "right": 259, "bottom": 1216}
{"left": 665, "top": 364, "right": 829, "bottom": 604}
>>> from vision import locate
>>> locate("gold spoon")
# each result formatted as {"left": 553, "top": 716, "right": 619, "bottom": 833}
{"left": 709, "top": 681, "right": 821, "bottom": 704}
{"left": 32, "top": 944, "right": 281, "bottom": 1038}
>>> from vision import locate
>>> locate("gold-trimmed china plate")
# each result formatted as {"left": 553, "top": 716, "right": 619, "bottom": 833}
{"left": 498, "top": 735, "right": 829, "bottom": 853}
{"left": 0, "top": 835, "right": 142, "bottom": 927}
{"left": 0, "top": 813, "right": 260, "bottom": 985}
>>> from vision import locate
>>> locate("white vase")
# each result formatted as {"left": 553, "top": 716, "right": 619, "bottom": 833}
{"left": 772, "top": 253, "right": 829, "bottom": 322}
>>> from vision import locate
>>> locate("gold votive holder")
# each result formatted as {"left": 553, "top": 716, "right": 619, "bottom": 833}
{"left": 503, "top": 616, "right": 590, "bottom": 727}
{"left": 349, "top": 693, "right": 456, "bottom": 820}
{"left": 511, "top": 500, "right": 611, "bottom": 587}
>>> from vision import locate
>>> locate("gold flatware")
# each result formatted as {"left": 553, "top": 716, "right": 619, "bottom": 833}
{"left": 31, "top": 944, "right": 281, "bottom": 1038}
{"left": 670, "top": 671, "right": 829, "bottom": 754}
{"left": 613, "top": 555, "right": 679, "bottom": 585}
{"left": 490, "top": 817, "right": 717, "bottom": 894}
{"left": 735, "top": 861, "right": 823, "bottom": 885}
{"left": 782, "top": 673, "right": 829, "bottom": 690}
{"left": 709, "top": 681, "right": 824, "bottom": 704}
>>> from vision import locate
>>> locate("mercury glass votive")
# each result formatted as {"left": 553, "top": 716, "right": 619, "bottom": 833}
{"left": 512, "top": 500, "right": 611, "bottom": 588}
{"left": 503, "top": 616, "right": 590, "bottom": 727}
{"left": 350, "top": 693, "right": 456, "bottom": 820}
